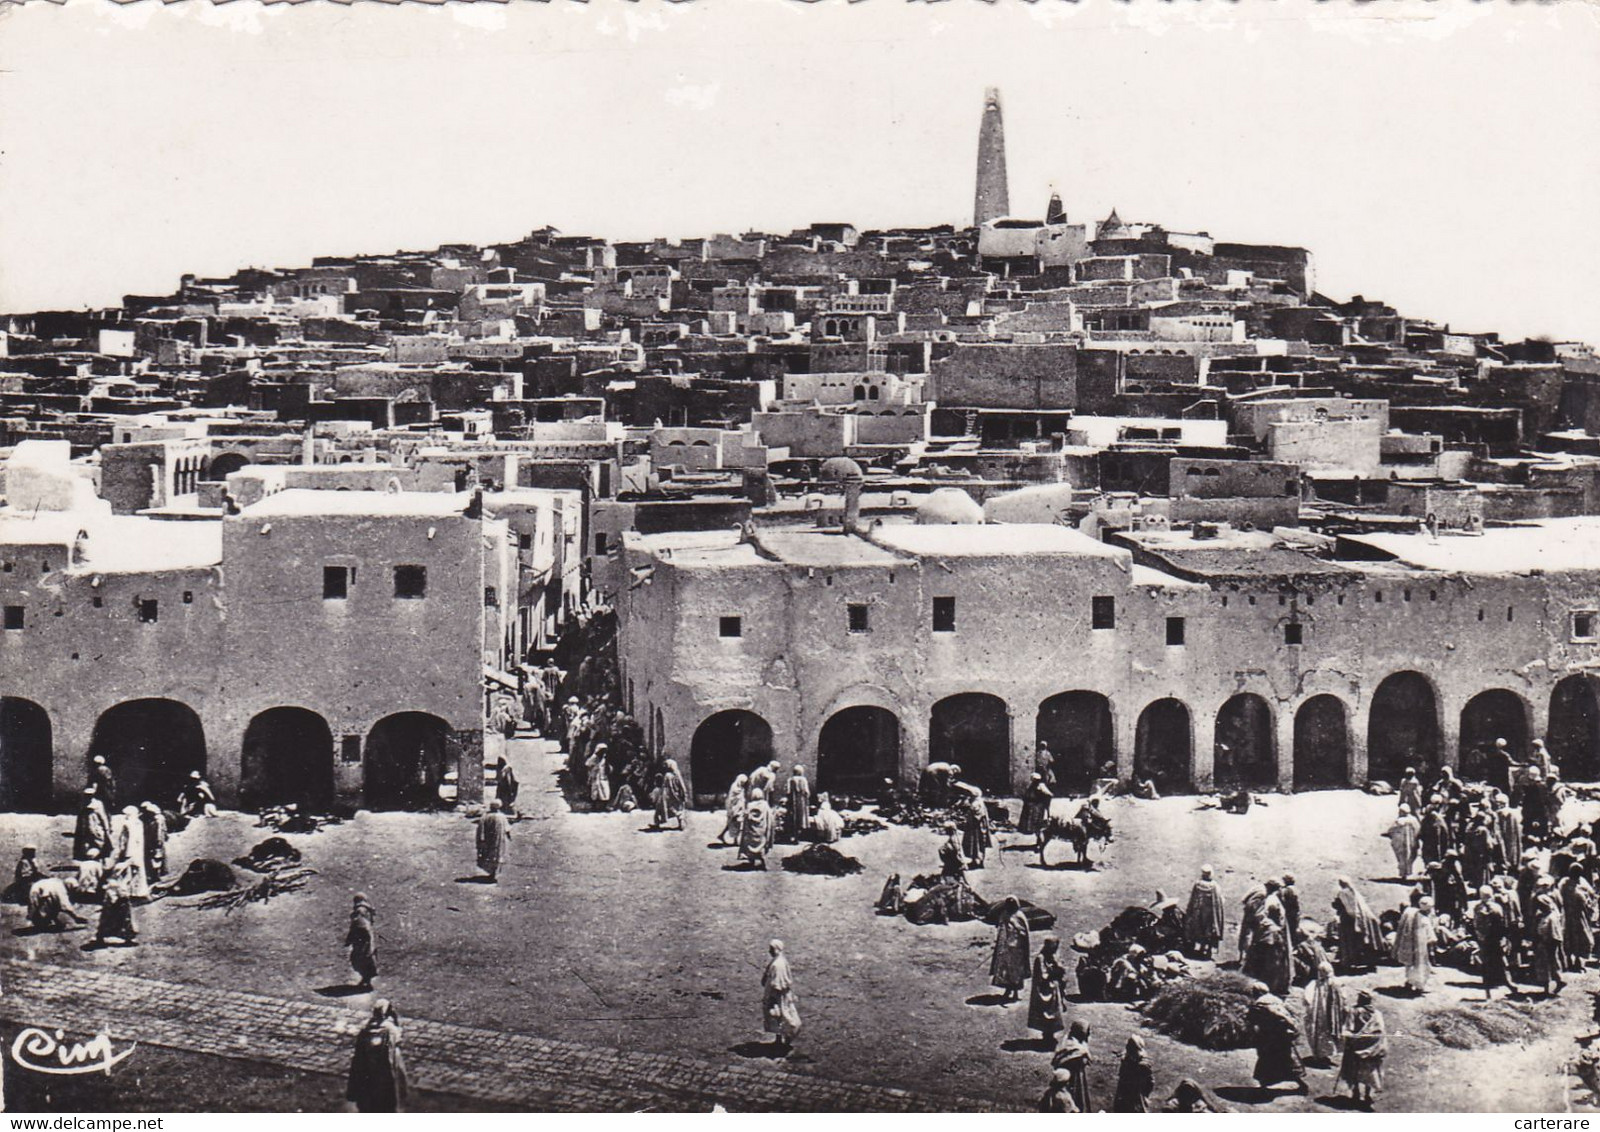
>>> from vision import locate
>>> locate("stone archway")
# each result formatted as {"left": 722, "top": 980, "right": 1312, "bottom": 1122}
{"left": 241, "top": 707, "right": 336, "bottom": 812}
{"left": 817, "top": 706, "right": 901, "bottom": 797}
{"left": 1293, "top": 695, "right": 1349, "bottom": 790}
{"left": 88, "top": 698, "right": 206, "bottom": 809}
{"left": 1550, "top": 675, "right": 1600, "bottom": 782}
{"left": 1367, "top": 672, "right": 1440, "bottom": 784}
{"left": 929, "top": 693, "right": 1012, "bottom": 795}
{"left": 364, "top": 712, "right": 452, "bottom": 811}
{"left": 689, "top": 710, "right": 775, "bottom": 801}
{"left": 0, "top": 698, "right": 54, "bottom": 812}
{"left": 1215, "top": 693, "right": 1276, "bottom": 790}
{"left": 1135, "top": 699, "right": 1192, "bottom": 794}
{"left": 1036, "top": 691, "right": 1113, "bottom": 795}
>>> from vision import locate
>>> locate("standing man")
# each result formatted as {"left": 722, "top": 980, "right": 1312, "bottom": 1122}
{"left": 112, "top": 806, "right": 149, "bottom": 901}
{"left": 88, "top": 756, "right": 117, "bottom": 808}
{"left": 1384, "top": 805, "right": 1421, "bottom": 880}
{"left": 989, "top": 896, "right": 1031, "bottom": 1004}
{"left": 1246, "top": 988, "right": 1307, "bottom": 1095}
{"left": 476, "top": 800, "right": 512, "bottom": 883}
{"left": 738, "top": 789, "right": 773, "bottom": 870}
{"left": 1184, "top": 865, "right": 1226, "bottom": 959}
{"left": 761, "top": 940, "right": 801, "bottom": 1055}
{"left": 346, "top": 893, "right": 379, "bottom": 992}
{"left": 138, "top": 801, "right": 168, "bottom": 884}
{"left": 783, "top": 765, "right": 812, "bottom": 842}
{"left": 652, "top": 759, "right": 688, "bottom": 831}
{"left": 1336, "top": 991, "right": 1387, "bottom": 1110}
{"left": 346, "top": 1001, "right": 409, "bottom": 1113}
{"left": 494, "top": 757, "right": 520, "bottom": 814}
{"left": 73, "top": 789, "right": 112, "bottom": 861}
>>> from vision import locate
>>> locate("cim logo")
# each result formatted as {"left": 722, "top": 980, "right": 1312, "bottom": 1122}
{"left": 10, "top": 1028, "right": 137, "bottom": 1077}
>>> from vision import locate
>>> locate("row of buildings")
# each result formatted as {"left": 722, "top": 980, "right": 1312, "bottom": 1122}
{"left": 4, "top": 91, "right": 1600, "bottom": 807}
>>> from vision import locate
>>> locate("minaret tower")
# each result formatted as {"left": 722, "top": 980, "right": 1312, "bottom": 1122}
{"left": 973, "top": 87, "right": 1010, "bottom": 226}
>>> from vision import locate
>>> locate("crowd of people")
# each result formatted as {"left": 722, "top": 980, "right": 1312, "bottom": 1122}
{"left": 6, "top": 757, "right": 217, "bottom": 947}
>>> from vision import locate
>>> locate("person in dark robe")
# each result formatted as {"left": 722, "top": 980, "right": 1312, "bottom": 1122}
{"left": 1420, "top": 799, "right": 1453, "bottom": 867}
{"left": 1533, "top": 876, "right": 1567, "bottom": 995}
{"left": 1039, "top": 1068, "right": 1080, "bottom": 1113}
{"left": 1244, "top": 884, "right": 1294, "bottom": 996}
{"left": 89, "top": 756, "right": 117, "bottom": 808}
{"left": 346, "top": 892, "right": 379, "bottom": 990}
{"left": 1238, "top": 882, "right": 1267, "bottom": 962}
{"left": 1336, "top": 991, "right": 1386, "bottom": 1109}
{"left": 1113, "top": 1034, "right": 1155, "bottom": 1112}
{"left": 1333, "top": 878, "right": 1385, "bottom": 973}
{"left": 1496, "top": 875, "right": 1527, "bottom": 978}
{"left": 138, "top": 802, "right": 167, "bottom": 882}
{"left": 495, "top": 757, "right": 520, "bottom": 813}
{"left": 1562, "top": 863, "right": 1596, "bottom": 972}
{"left": 1494, "top": 792, "right": 1524, "bottom": 863}
{"left": 761, "top": 940, "right": 801, "bottom": 1053}
{"left": 73, "top": 791, "right": 113, "bottom": 862}
{"left": 1462, "top": 813, "right": 1498, "bottom": 890}
{"left": 938, "top": 823, "right": 967, "bottom": 880}
{"left": 95, "top": 877, "right": 137, "bottom": 946}
{"left": 652, "top": 759, "right": 688, "bottom": 831}
{"left": 1279, "top": 874, "right": 1302, "bottom": 946}
{"left": 1027, "top": 937, "right": 1068, "bottom": 1042}
{"left": 5, "top": 846, "right": 44, "bottom": 904}
{"left": 1184, "top": 865, "right": 1225, "bottom": 959}
{"left": 1018, "top": 774, "right": 1052, "bottom": 837}
{"left": 1519, "top": 853, "right": 1545, "bottom": 930}
{"left": 476, "top": 800, "right": 512, "bottom": 882}
{"left": 1473, "top": 885, "right": 1510, "bottom": 998}
{"left": 1246, "top": 990, "right": 1307, "bottom": 1093}
{"left": 990, "top": 896, "right": 1031, "bottom": 1002}
{"left": 1516, "top": 767, "right": 1552, "bottom": 841}
{"left": 1483, "top": 738, "right": 1515, "bottom": 795}
{"left": 347, "top": 1000, "right": 409, "bottom": 1113}
{"left": 1430, "top": 850, "right": 1469, "bottom": 922}
{"left": 782, "top": 766, "right": 812, "bottom": 842}
{"left": 1051, "top": 1021, "right": 1093, "bottom": 1113}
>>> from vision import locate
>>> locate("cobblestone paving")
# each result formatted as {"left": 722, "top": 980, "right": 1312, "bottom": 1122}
{"left": 0, "top": 958, "right": 1016, "bottom": 1112}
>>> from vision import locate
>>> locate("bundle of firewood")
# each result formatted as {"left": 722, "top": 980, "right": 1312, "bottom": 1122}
{"left": 189, "top": 867, "right": 318, "bottom": 914}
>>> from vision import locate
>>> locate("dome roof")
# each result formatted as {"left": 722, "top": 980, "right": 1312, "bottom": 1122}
{"left": 818, "top": 457, "right": 864, "bottom": 483}
{"left": 916, "top": 487, "right": 984, "bottom": 525}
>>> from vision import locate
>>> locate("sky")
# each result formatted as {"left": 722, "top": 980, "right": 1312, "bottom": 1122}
{"left": 1, "top": 1, "right": 1597, "bottom": 345}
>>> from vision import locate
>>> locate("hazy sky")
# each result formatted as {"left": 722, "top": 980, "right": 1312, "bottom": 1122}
{"left": 2, "top": 1, "right": 1597, "bottom": 345}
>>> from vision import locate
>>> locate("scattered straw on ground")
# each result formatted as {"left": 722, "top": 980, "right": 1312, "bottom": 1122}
{"left": 1424, "top": 997, "right": 1549, "bottom": 1050}
{"left": 1139, "top": 970, "right": 1260, "bottom": 1050}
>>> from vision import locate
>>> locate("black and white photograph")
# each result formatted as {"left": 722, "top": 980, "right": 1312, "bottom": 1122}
{"left": 1, "top": 0, "right": 1599, "bottom": 1116}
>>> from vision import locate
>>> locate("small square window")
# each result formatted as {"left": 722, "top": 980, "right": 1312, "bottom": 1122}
{"left": 1478, "top": 608, "right": 1486, "bottom": 622}
{"left": 484, "top": 586, "right": 499, "bottom": 607}
{"left": 3, "top": 606, "right": 23, "bottom": 630}
{"left": 137, "top": 599, "right": 158, "bottom": 623}
{"left": 1507, "top": 606, "right": 1515, "bottom": 623}
{"left": 848, "top": 603, "right": 871, "bottom": 633}
{"left": 1285, "top": 622, "right": 1304, "bottom": 646}
{"left": 518, "top": 533, "right": 532, "bottom": 551}
{"left": 1166, "top": 616, "right": 1186, "bottom": 646}
{"left": 1375, "top": 592, "right": 1384, "bottom": 604}
{"left": 1091, "top": 596, "right": 1115, "bottom": 630}
{"left": 594, "top": 532, "right": 609, "bottom": 557}
{"left": 1404, "top": 589, "right": 1412, "bottom": 603}
{"left": 1574, "top": 612, "right": 1596, "bottom": 640}
{"left": 719, "top": 615, "right": 742, "bottom": 638}
{"left": 324, "top": 566, "right": 351, "bottom": 600}
{"left": 394, "top": 565, "right": 427, "bottom": 599}
{"left": 341, "top": 735, "right": 363, "bottom": 764}
{"left": 932, "top": 596, "right": 956, "bottom": 633}
{"left": 182, "top": 591, "right": 193, "bottom": 604}
{"left": 92, "top": 595, "right": 103, "bottom": 609}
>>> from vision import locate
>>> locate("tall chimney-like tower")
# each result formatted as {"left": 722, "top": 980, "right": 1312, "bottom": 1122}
{"left": 973, "top": 87, "right": 1010, "bottom": 227}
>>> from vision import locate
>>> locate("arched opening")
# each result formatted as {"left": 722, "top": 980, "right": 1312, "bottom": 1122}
{"left": 930, "top": 693, "right": 1012, "bottom": 795}
{"left": 1215, "top": 693, "right": 1277, "bottom": 790}
{"left": 1459, "top": 689, "right": 1530, "bottom": 783}
{"left": 203, "top": 451, "right": 250, "bottom": 482}
{"left": 1293, "top": 695, "right": 1349, "bottom": 790}
{"left": 688, "top": 710, "right": 774, "bottom": 802}
{"left": 817, "top": 706, "right": 900, "bottom": 797}
{"left": 1036, "top": 692, "right": 1113, "bottom": 795}
{"left": 240, "top": 707, "right": 335, "bottom": 812}
{"left": 1135, "top": 698, "right": 1192, "bottom": 794}
{"left": 364, "top": 712, "right": 452, "bottom": 811}
{"left": 0, "top": 698, "right": 54, "bottom": 812}
{"left": 88, "top": 698, "right": 206, "bottom": 810}
{"left": 1550, "top": 675, "right": 1600, "bottom": 782}
{"left": 1367, "top": 671, "right": 1440, "bottom": 783}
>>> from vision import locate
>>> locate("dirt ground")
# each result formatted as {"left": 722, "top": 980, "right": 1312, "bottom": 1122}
{"left": 1, "top": 735, "right": 1594, "bottom": 1112}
